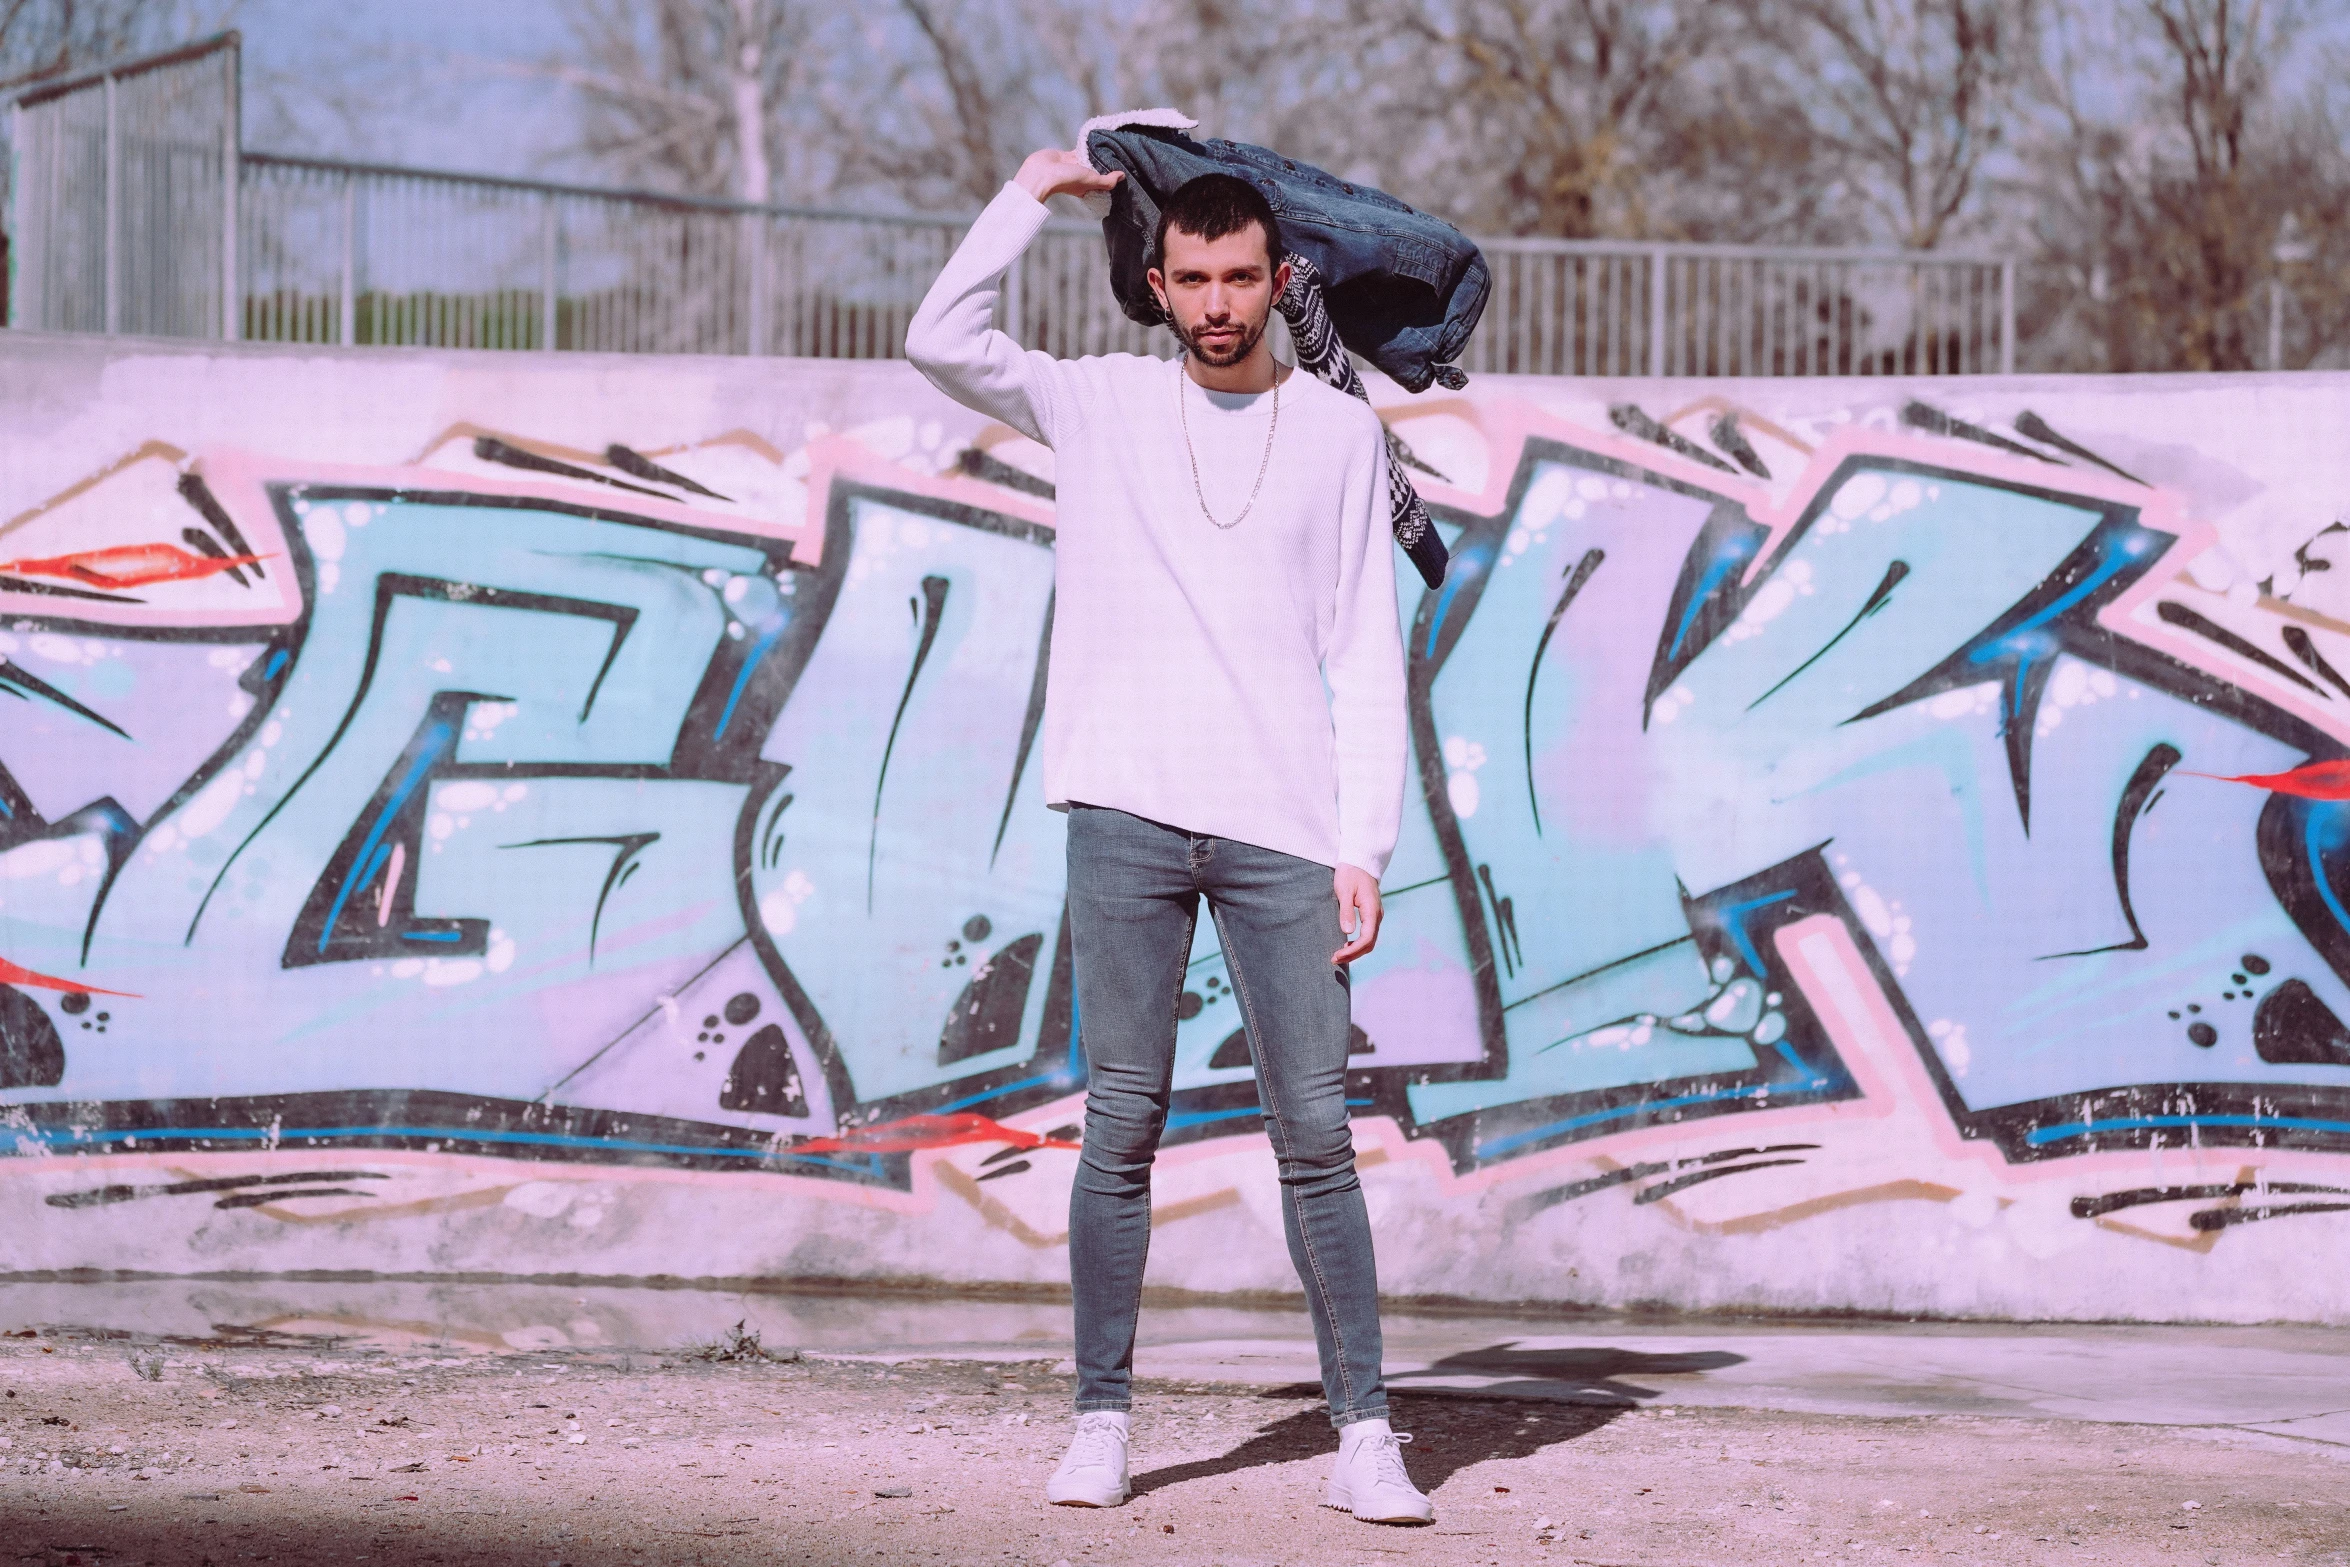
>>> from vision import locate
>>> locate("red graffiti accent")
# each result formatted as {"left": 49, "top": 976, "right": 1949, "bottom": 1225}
{"left": 0, "top": 957, "right": 137, "bottom": 997}
{"left": 0, "top": 542, "right": 268, "bottom": 589}
{"left": 2184, "top": 760, "right": 2350, "bottom": 799}
{"left": 790, "top": 1112, "right": 1078, "bottom": 1156}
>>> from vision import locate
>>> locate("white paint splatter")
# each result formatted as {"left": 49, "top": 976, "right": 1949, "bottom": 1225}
{"left": 27, "top": 634, "right": 90, "bottom": 666}
{"left": 1831, "top": 473, "right": 1888, "bottom": 520}
{"left": 1929, "top": 683, "right": 1999, "bottom": 720}
{"left": 0, "top": 840, "right": 82, "bottom": 879}
{"left": 760, "top": 889, "right": 798, "bottom": 935}
{"left": 175, "top": 768, "right": 247, "bottom": 840}
{"left": 437, "top": 781, "right": 501, "bottom": 813}
{"left": 760, "top": 869, "right": 818, "bottom": 937}
{"left": 1928, "top": 1017, "right": 1971, "bottom": 1077}
{"left": 1446, "top": 769, "right": 1481, "bottom": 819}
{"left": 306, "top": 510, "right": 346, "bottom": 562}
{"left": 1725, "top": 560, "right": 1814, "bottom": 644}
{"left": 1650, "top": 684, "right": 1696, "bottom": 724}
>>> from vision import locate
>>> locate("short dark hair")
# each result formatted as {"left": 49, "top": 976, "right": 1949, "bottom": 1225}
{"left": 1153, "top": 173, "right": 1283, "bottom": 272}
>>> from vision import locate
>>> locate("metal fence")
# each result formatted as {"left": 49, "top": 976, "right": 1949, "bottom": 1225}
{"left": 7, "top": 33, "right": 238, "bottom": 338}
{"left": 1472, "top": 240, "right": 2014, "bottom": 377}
{"left": 10, "top": 34, "right": 2016, "bottom": 375}
{"left": 237, "top": 154, "right": 1173, "bottom": 360}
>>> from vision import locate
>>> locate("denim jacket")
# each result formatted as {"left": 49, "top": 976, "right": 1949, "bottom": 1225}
{"left": 1084, "top": 127, "right": 1487, "bottom": 394}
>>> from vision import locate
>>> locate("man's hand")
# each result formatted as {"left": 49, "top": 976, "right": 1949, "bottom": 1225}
{"left": 1333, "top": 865, "right": 1383, "bottom": 965}
{"left": 1015, "top": 147, "right": 1122, "bottom": 205}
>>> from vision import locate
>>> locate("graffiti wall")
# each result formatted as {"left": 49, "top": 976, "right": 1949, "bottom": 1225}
{"left": 6, "top": 333, "right": 2350, "bottom": 1324}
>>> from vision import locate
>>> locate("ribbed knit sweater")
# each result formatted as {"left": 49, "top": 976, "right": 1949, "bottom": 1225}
{"left": 905, "top": 182, "right": 1407, "bottom": 876}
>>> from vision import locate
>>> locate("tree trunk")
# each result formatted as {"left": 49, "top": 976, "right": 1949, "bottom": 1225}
{"left": 730, "top": 0, "right": 773, "bottom": 205}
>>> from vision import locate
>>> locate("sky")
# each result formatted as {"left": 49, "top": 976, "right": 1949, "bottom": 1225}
{"left": 223, "top": 0, "right": 2350, "bottom": 197}
{"left": 233, "top": 0, "right": 586, "bottom": 180}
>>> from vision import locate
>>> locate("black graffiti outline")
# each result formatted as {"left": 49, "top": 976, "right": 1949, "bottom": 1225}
{"left": 2037, "top": 742, "right": 2182, "bottom": 960}
{"left": 0, "top": 659, "right": 131, "bottom": 739}
{"left": 728, "top": 479, "right": 1077, "bottom": 1154}
{"left": 21, "top": 428, "right": 2350, "bottom": 1182}
{"left": 1522, "top": 547, "right": 1603, "bottom": 836}
{"left": 870, "top": 574, "right": 951, "bottom": 912}
{"left": 505, "top": 833, "right": 663, "bottom": 962}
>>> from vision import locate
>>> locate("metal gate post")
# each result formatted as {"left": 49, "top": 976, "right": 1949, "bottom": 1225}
{"left": 540, "top": 193, "right": 558, "bottom": 350}
{"left": 1999, "top": 261, "right": 2015, "bottom": 375}
{"left": 744, "top": 210, "right": 769, "bottom": 355}
{"left": 338, "top": 176, "right": 356, "bottom": 346}
{"left": 7, "top": 102, "right": 33, "bottom": 329}
{"left": 102, "top": 71, "right": 119, "bottom": 334}
{"left": 1647, "top": 247, "right": 1667, "bottom": 376}
{"left": 221, "top": 38, "right": 240, "bottom": 341}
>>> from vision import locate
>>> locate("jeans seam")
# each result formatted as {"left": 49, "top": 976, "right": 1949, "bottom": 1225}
{"left": 1212, "top": 902, "right": 1357, "bottom": 1417}
{"left": 1173, "top": 899, "right": 1199, "bottom": 1031}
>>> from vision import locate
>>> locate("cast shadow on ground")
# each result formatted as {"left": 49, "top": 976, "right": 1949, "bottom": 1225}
{"left": 1128, "top": 1392, "right": 1619, "bottom": 1498}
{"left": 1127, "top": 1342, "right": 1746, "bottom": 1498}
{"left": 1386, "top": 1342, "right": 1748, "bottom": 1403}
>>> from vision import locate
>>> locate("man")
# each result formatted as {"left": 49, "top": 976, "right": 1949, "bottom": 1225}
{"left": 905, "top": 146, "right": 1427, "bottom": 1526}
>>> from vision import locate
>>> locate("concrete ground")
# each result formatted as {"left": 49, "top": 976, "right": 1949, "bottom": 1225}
{"left": 1, "top": 1285, "right": 2347, "bottom": 1566}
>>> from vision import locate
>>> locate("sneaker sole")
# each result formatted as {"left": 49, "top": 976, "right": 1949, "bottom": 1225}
{"left": 1324, "top": 1485, "right": 1434, "bottom": 1525}
{"left": 1047, "top": 1493, "right": 1129, "bottom": 1508}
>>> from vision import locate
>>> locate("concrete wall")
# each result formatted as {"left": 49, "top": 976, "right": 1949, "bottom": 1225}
{"left": 5, "top": 332, "right": 2350, "bottom": 1325}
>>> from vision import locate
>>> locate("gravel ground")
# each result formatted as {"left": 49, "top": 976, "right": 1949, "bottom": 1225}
{"left": 0, "top": 1329, "right": 2345, "bottom": 1566}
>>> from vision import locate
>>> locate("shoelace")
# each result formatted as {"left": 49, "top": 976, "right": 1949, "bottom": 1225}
{"left": 1355, "top": 1430, "right": 1415, "bottom": 1488}
{"left": 1065, "top": 1417, "right": 1126, "bottom": 1469}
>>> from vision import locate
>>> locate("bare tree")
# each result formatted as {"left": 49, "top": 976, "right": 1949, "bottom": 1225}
{"left": 545, "top": 0, "right": 820, "bottom": 203}
{"left": 1101, "top": 0, "right": 1303, "bottom": 149}
{"left": 1237, "top": 0, "right": 1854, "bottom": 246}
{"left": 1320, "top": 0, "right": 1743, "bottom": 238}
{"left": 1744, "top": 0, "right": 2037, "bottom": 249}
{"left": 514, "top": 0, "right": 2347, "bottom": 377}
{"left": 541, "top": 0, "right": 1107, "bottom": 214}
{"left": 825, "top": 0, "right": 1112, "bottom": 211}
{"left": 0, "top": 0, "right": 181, "bottom": 94}
{"left": 2027, "top": 0, "right": 2347, "bottom": 371}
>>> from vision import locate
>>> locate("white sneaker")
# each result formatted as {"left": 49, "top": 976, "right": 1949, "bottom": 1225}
{"left": 1326, "top": 1421, "right": 1434, "bottom": 1524}
{"left": 1045, "top": 1411, "right": 1130, "bottom": 1507}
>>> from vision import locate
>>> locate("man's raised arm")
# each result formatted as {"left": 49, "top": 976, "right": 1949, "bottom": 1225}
{"left": 904, "top": 150, "right": 1122, "bottom": 448}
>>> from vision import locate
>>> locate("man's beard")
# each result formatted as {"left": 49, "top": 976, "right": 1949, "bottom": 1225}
{"left": 1173, "top": 309, "right": 1267, "bottom": 368}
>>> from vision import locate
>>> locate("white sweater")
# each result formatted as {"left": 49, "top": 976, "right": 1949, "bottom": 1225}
{"left": 905, "top": 182, "right": 1408, "bottom": 877}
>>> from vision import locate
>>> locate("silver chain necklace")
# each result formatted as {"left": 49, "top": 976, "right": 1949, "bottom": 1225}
{"left": 1176, "top": 359, "right": 1279, "bottom": 530}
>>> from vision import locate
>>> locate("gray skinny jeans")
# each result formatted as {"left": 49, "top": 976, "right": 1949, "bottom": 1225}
{"left": 1064, "top": 803, "right": 1389, "bottom": 1429}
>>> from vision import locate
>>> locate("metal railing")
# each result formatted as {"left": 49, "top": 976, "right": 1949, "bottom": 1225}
{"left": 1472, "top": 240, "right": 2015, "bottom": 377}
{"left": 7, "top": 33, "right": 238, "bottom": 338}
{"left": 9, "top": 35, "right": 2017, "bottom": 375}
{"left": 237, "top": 154, "right": 1172, "bottom": 360}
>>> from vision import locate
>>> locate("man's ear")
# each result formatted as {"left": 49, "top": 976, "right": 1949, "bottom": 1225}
{"left": 1272, "top": 258, "right": 1292, "bottom": 298}
{"left": 1146, "top": 265, "right": 1169, "bottom": 316}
